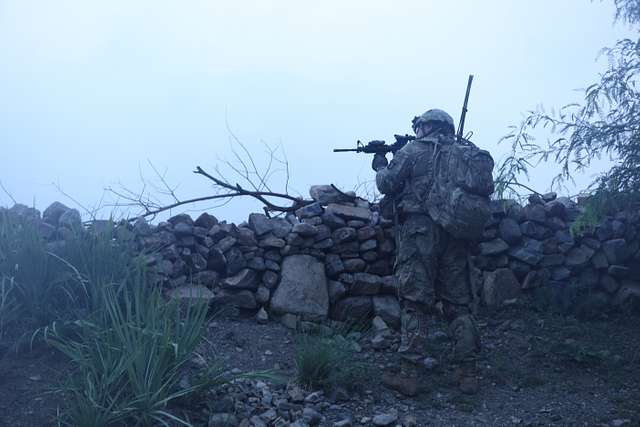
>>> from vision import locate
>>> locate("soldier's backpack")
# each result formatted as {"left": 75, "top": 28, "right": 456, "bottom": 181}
{"left": 425, "top": 141, "right": 494, "bottom": 240}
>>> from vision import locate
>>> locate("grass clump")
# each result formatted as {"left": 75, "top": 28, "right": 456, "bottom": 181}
{"left": 47, "top": 268, "right": 218, "bottom": 426}
{"left": 294, "top": 321, "right": 368, "bottom": 392}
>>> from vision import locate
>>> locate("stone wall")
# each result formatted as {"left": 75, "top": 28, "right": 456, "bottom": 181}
{"left": 5, "top": 187, "right": 640, "bottom": 330}
{"left": 478, "top": 194, "right": 640, "bottom": 313}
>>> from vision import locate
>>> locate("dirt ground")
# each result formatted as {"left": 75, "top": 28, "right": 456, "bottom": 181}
{"left": 1, "top": 306, "right": 639, "bottom": 426}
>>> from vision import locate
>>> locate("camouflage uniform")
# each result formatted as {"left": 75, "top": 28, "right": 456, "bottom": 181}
{"left": 376, "top": 131, "right": 481, "bottom": 362}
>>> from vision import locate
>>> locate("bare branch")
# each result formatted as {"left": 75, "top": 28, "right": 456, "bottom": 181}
{"left": 0, "top": 181, "right": 17, "bottom": 205}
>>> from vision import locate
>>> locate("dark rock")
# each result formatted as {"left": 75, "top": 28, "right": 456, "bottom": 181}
{"left": 292, "top": 223, "right": 317, "bottom": 237}
{"left": 222, "top": 269, "right": 259, "bottom": 291}
{"left": 546, "top": 216, "right": 567, "bottom": 231}
{"left": 321, "top": 211, "right": 347, "bottom": 228}
{"left": 168, "top": 213, "right": 193, "bottom": 226}
{"left": 367, "top": 260, "right": 393, "bottom": 276}
{"left": 225, "top": 247, "right": 246, "bottom": 275}
{"left": 611, "top": 220, "right": 626, "bottom": 238}
{"left": 330, "top": 296, "right": 373, "bottom": 321}
{"left": 608, "top": 264, "right": 630, "bottom": 279}
{"left": 611, "top": 280, "right": 640, "bottom": 308}
{"left": 350, "top": 273, "right": 382, "bottom": 295}
{"left": 236, "top": 227, "right": 257, "bottom": 246}
{"left": 545, "top": 200, "right": 567, "bottom": 220}
{"left": 524, "top": 204, "right": 547, "bottom": 223}
{"left": 295, "top": 202, "right": 324, "bottom": 219}
{"left": 379, "top": 239, "right": 395, "bottom": 254}
{"left": 498, "top": 218, "right": 522, "bottom": 245}
{"left": 328, "top": 280, "right": 347, "bottom": 303}
{"left": 264, "top": 259, "right": 280, "bottom": 271}
{"left": 590, "top": 250, "right": 609, "bottom": 269}
{"left": 509, "top": 259, "right": 531, "bottom": 280}
{"left": 357, "top": 226, "right": 377, "bottom": 241}
{"left": 373, "top": 295, "right": 401, "bottom": 329}
{"left": 343, "top": 258, "right": 366, "bottom": 273}
{"left": 602, "top": 239, "right": 631, "bottom": 264}
{"left": 347, "top": 220, "right": 366, "bottom": 228}
{"left": 565, "top": 245, "right": 595, "bottom": 269}
{"left": 582, "top": 237, "right": 601, "bottom": 250}
{"left": 195, "top": 212, "right": 218, "bottom": 229}
{"left": 474, "top": 254, "right": 509, "bottom": 270}
{"left": 332, "top": 227, "right": 357, "bottom": 244}
{"left": 255, "top": 286, "right": 270, "bottom": 305}
{"left": 540, "top": 254, "right": 565, "bottom": 267}
{"left": 325, "top": 254, "right": 345, "bottom": 278}
{"left": 600, "top": 274, "right": 620, "bottom": 293}
{"left": 215, "top": 236, "right": 237, "bottom": 253}
{"left": 551, "top": 266, "right": 571, "bottom": 281}
{"left": 309, "top": 185, "right": 354, "bottom": 204}
{"left": 362, "top": 251, "right": 378, "bottom": 262}
{"left": 264, "top": 250, "right": 282, "bottom": 262}
{"left": 262, "top": 271, "right": 279, "bottom": 289}
{"left": 520, "top": 221, "right": 549, "bottom": 240}
{"left": 360, "top": 239, "right": 377, "bottom": 252}
{"left": 578, "top": 268, "right": 599, "bottom": 289}
{"left": 247, "top": 256, "right": 266, "bottom": 271}
{"left": 248, "top": 213, "right": 273, "bottom": 236}
{"left": 312, "top": 238, "right": 334, "bottom": 250}
{"left": 314, "top": 225, "right": 332, "bottom": 242}
{"left": 191, "top": 253, "right": 208, "bottom": 271}
{"left": 325, "top": 203, "right": 372, "bottom": 222}
{"left": 258, "top": 236, "right": 286, "bottom": 248}
{"left": 213, "top": 289, "right": 257, "bottom": 310}
{"left": 270, "top": 218, "right": 292, "bottom": 238}
{"left": 207, "top": 248, "right": 227, "bottom": 272}
{"left": 479, "top": 238, "right": 509, "bottom": 256}
{"left": 509, "top": 239, "right": 544, "bottom": 266}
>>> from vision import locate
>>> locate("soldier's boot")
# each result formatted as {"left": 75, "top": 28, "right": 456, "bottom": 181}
{"left": 448, "top": 314, "right": 481, "bottom": 394}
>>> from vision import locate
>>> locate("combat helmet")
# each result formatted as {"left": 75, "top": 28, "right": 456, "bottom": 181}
{"left": 412, "top": 109, "right": 455, "bottom": 134}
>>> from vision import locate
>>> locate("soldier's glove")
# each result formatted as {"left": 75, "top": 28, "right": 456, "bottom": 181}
{"left": 372, "top": 153, "right": 388, "bottom": 171}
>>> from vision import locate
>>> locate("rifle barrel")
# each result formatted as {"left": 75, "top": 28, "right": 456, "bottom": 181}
{"left": 333, "top": 148, "right": 359, "bottom": 152}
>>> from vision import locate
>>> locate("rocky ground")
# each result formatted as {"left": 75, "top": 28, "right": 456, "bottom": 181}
{"left": 1, "top": 306, "right": 639, "bottom": 427}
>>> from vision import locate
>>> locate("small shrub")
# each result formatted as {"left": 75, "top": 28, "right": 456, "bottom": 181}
{"left": 47, "top": 266, "right": 218, "bottom": 426}
{"left": 294, "top": 325, "right": 368, "bottom": 391}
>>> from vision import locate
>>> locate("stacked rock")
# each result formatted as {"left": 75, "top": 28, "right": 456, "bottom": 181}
{"left": 476, "top": 193, "right": 640, "bottom": 311}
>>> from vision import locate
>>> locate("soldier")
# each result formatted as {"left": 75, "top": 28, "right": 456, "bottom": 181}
{"left": 373, "top": 109, "right": 485, "bottom": 392}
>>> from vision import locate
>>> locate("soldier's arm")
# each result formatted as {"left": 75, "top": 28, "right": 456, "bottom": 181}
{"left": 375, "top": 147, "right": 412, "bottom": 195}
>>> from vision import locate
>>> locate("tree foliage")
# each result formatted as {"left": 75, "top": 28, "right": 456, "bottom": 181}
{"left": 496, "top": 0, "right": 640, "bottom": 214}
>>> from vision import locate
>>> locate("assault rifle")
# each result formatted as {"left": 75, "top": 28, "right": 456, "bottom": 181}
{"left": 333, "top": 134, "right": 416, "bottom": 155}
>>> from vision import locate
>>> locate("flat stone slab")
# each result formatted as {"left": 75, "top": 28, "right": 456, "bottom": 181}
{"left": 270, "top": 255, "right": 329, "bottom": 318}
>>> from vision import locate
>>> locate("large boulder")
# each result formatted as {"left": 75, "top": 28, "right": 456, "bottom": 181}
{"left": 270, "top": 255, "right": 329, "bottom": 319}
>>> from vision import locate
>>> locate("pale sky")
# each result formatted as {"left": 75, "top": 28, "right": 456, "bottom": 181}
{"left": 0, "top": 0, "right": 632, "bottom": 222}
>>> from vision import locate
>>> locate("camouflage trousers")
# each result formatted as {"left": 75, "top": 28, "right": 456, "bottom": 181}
{"left": 395, "top": 213, "right": 480, "bottom": 361}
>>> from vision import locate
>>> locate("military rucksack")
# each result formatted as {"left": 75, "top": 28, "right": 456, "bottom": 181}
{"left": 425, "top": 141, "right": 494, "bottom": 240}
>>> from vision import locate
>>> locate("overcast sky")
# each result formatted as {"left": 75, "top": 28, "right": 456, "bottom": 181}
{"left": 0, "top": 0, "right": 633, "bottom": 222}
